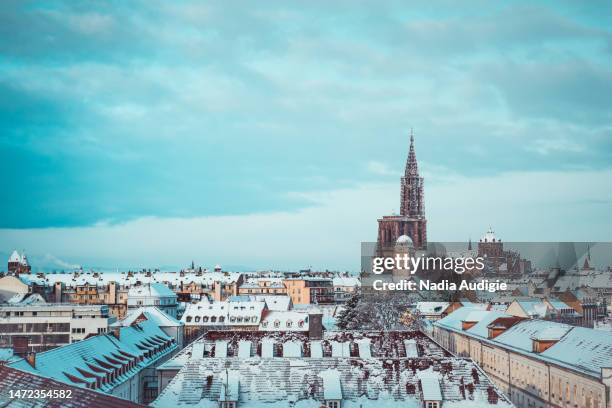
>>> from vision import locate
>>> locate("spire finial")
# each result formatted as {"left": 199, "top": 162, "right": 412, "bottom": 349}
{"left": 410, "top": 128, "right": 414, "bottom": 144}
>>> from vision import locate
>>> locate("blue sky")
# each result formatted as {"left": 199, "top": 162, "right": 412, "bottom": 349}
{"left": 1, "top": 1, "right": 611, "bottom": 271}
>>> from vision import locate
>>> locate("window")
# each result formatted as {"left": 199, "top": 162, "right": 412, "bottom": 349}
{"left": 202, "top": 316, "right": 209, "bottom": 323}
{"left": 274, "top": 320, "right": 280, "bottom": 328}
{"left": 286, "top": 320, "right": 292, "bottom": 328}
{"left": 211, "top": 316, "right": 217, "bottom": 323}
{"left": 219, "top": 316, "right": 225, "bottom": 323}
{"left": 327, "top": 401, "right": 340, "bottom": 408}
{"left": 426, "top": 402, "right": 439, "bottom": 408}
{"left": 186, "top": 316, "right": 192, "bottom": 323}
{"left": 298, "top": 320, "right": 304, "bottom": 328}
{"left": 194, "top": 316, "right": 201, "bottom": 323}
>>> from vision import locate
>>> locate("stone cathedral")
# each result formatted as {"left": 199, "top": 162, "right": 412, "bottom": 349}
{"left": 376, "top": 132, "right": 427, "bottom": 253}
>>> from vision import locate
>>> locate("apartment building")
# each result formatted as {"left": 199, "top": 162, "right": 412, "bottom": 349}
{"left": 284, "top": 277, "right": 335, "bottom": 305}
{"left": 431, "top": 307, "right": 612, "bottom": 408}
{"left": 0, "top": 303, "right": 114, "bottom": 353}
{"left": 8, "top": 319, "right": 178, "bottom": 404}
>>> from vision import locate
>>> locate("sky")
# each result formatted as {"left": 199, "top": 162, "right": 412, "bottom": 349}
{"left": 1, "top": 1, "right": 611, "bottom": 271}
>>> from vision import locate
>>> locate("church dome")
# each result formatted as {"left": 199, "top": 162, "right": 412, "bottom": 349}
{"left": 396, "top": 235, "right": 413, "bottom": 246}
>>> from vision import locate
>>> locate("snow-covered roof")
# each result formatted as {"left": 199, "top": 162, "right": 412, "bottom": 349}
{"left": 152, "top": 353, "right": 511, "bottom": 408}
{"left": 332, "top": 276, "right": 361, "bottom": 287}
{"left": 9, "top": 319, "right": 176, "bottom": 392}
{"left": 419, "top": 373, "right": 442, "bottom": 401}
{"left": 181, "top": 299, "right": 266, "bottom": 326}
{"left": 128, "top": 282, "right": 176, "bottom": 299}
{"left": 404, "top": 339, "right": 418, "bottom": 358}
{"left": 219, "top": 370, "right": 239, "bottom": 401}
{"left": 414, "top": 302, "right": 450, "bottom": 316}
{"left": 259, "top": 311, "right": 309, "bottom": 331}
{"left": 311, "top": 341, "right": 323, "bottom": 358}
{"left": 282, "top": 341, "right": 302, "bottom": 358}
{"left": 331, "top": 341, "right": 351, "bottom": 357}
{"left": 355, "top": 339, "right": 371, "bottom": 359}
{"left": 238, "top": 340, "right": 252, "bottom": 358}
{"left": 481, "top": 227, "right": 497, "bottom": 242}
{"left": 320, "top": 369, "right": 342, "bottom": 400}
{"left": 113, "top": 306, "right": 182, "bottom": 328}
{"left": 8, "top": 250, "right": 21, "bottom": 263}
{"left": 437, "top": 308, "right": 612, "bottom": 378}
{"left": 19, "top": 270, "right": 242, "bottom": 288}
{"left": 252, "top": 295, "right": 291, "bottom": 311}
{"left": 215, "top": 341, "right": 228, "bottom": 358}
{"left": 261, "top": 338, "right": 275, "bottom": 358}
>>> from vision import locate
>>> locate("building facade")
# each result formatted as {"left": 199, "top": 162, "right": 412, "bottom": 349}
{"left": 431, "top": 307, "right": 612, "bottom": 408}
{"left": 0, "top": 303, "right": 114, "bottom": 353}
{"left": 376, "top": 133, "right": 427, "bottom": 253}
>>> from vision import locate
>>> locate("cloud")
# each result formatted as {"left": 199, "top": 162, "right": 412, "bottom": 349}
{"left": 1, "top": 168, "right": 610, "bottom": 271}
{"left": 0, "top": 0, "right": 611, "bottom": 231}
{"left": 366, "top": 161, "right": 401, "bottom": 177}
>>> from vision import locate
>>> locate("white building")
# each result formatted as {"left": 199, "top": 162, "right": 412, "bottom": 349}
{"left": 113, "top": 306, "right": 185, "bottom": 348}
{"left": 128, "top": 282, "right": 178, "bottom": 318}
{"left": 0, "top": 303, "right": 114, "bottom": 352}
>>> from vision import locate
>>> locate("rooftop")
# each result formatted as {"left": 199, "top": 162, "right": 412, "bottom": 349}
{"left": 0, "top": 366, "right": 146, "bottom": 408}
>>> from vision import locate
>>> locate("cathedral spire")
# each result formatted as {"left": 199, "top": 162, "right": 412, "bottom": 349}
{"left": 405, "top": 129, "right": 419, "bottom": 177}
{"left": 400, "top": 130, "right": 425, "bottom": 218}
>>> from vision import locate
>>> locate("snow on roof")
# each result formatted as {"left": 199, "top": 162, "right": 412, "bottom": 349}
{"left": 435, "top": 307, "right": 484, "bottom": 331}
{"left": 332, "top": 276, "right": 361, "bottom": 287}
{"left": 355, "top": 339, "right": 371, "bottom": 359}
{"left": 8, "top": 319, "right": 175, "bottom": 392}
{"left": 331, "top": 341, "right": 350, "bottom": 357}
{"left": 282, "top": 341, "right": 302, "bottom": 358}
{"left": 464, "top": 311, "right": 510, "bottom": 339}
{"left": 514, "top": 300, "right": 549, "bottom": 318}
{"left": 259, "top": 311, "right": 309, "bottom": 331}
{"left": 532, "top": 327, "right": 570, "bottom": 341}
{"left": 261, "top": 339, "right": 274, "bottom": 358}
{"left": 404, "top": 339, "right": 418, "bottom": 358}
{"left": 19, "top": 270, "right": 242, "bottom": 289}
{"left": 8, "top": 250, "right": 22, "bottom": 263}
{"left": 415, "top": 302, "right": 450, "bottom": 315}
{"left": 219, "top": 370, "right": 240, "bottom": 401}
{"left": 215, "top": 341, "right": 228, "bottom": 358}
{"left": 540, "top": 327, "right": 612, "bottom": 376}
{"left": 153, "top": 347, "right": 511, "bottom": 408}
{"left": 128, "top": 282, "right": 176, "bottom": 298}
{"left": 182, "top": 299, "right": 266, "bottom": 326}
{"left": 320, "top": 369, "right": 342, "bottom": 400}
{"left": 546, "top": 298, "right": 572, "bottom": 310}
{"left": 113, "top": 306, "right": 182, "bottom": 328}
{"left": 437, "top": 308, "right": 611, "bottom": 378}
{"left": 311, "top": 341, "right": 323, "bottom": 358}
{"left": 252, "top": 295, "right": 291, "bottom": 311}
{"left": 419, "top": 373, "right": 442, "bottom": 401}
{"left": 238, "top": 341, "right": 252, "bottom": 358}
{"left": 493, "top": 319, "right": 572, "bottom": 352}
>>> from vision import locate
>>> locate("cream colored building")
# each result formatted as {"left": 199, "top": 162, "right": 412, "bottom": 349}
{"left": 432, "top": 308, "right": 612, "bottom": 408}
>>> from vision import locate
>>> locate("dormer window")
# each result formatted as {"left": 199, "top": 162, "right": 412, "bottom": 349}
{"left": 274, "top": 320, "right": 280, "bottom": 328}
{"left": 286, "top": 320, "right": 293, "bottom": 328}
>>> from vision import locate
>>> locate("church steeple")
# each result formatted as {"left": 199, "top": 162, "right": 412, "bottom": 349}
{"left": 400, "top": 130, "right": 425, "bottom": 218}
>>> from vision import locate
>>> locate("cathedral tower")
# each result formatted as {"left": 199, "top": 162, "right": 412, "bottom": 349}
{"left": 376, "top": 132, "right": 427, "bottom": 253}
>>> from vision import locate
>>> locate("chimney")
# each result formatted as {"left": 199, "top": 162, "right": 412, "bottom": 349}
{"left": 308, "top": 312, "right": 323, "bottom": 340}
{"left": 26, "top": 352, "right": 36, "bottom": 369}
{"left": 111, "top": 327, "right": 121, "bottom": 340}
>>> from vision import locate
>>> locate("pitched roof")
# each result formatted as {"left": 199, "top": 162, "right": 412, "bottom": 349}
{"left": 112, "top": 306, "right": 182, "bottom": 328}
{"left": 0, "top": 366, "right": 145, "bottom": 407}
{"left": 9, "top": 320, "right": 177, "bottom": 392}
